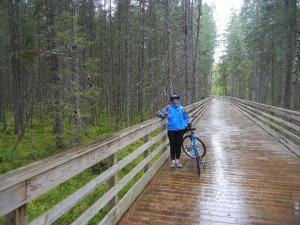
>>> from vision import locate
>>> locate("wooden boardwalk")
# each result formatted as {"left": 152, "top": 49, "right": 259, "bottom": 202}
{"left": 118, "top": 99, "right": 300, "bottom": 225}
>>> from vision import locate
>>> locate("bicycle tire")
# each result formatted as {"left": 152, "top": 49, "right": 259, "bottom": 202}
{"left": 195, "top": 155, "right": 201, "bottom": 176}
{"left": 182, "top": 135, "right": 206, "bottom": 158}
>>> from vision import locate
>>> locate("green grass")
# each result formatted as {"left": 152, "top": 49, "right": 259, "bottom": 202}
{"left": 0, "top": 115, "right": 54, "bottom": 173}
{"left": 29, "top": 169, "right": 100, "bottom": 222}
{"left": 0, "top": 113, "right": 111, "bottom": 174}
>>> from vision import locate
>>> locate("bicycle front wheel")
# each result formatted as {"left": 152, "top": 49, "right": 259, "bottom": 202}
{"left": 195, "top": 155, "right": 201, "bottom": 176}
{"left": 182, "top": 135, "right": 206, "bottom": 158}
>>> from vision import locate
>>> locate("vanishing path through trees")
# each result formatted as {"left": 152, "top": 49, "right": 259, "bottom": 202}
{"left": 118, "top": 99, "right": 300, "bottom": 225}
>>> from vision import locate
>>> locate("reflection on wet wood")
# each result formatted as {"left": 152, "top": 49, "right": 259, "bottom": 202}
{"left": 118, "top": 99, "right": 300, "bottom": 225}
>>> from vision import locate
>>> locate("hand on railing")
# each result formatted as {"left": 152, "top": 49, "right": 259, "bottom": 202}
{"left": 157, "top": 113, "right": 167, "bottom": 119}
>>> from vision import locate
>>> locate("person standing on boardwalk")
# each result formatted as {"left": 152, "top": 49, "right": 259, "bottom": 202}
{"left": 158, "top": 93, "right": 189, "bottom": 168}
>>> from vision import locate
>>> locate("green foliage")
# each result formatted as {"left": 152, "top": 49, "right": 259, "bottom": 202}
{"left": 0, "top": 108, "right": 110, "bottom": 174}
{"left": 214, "top": 0, "right": 300, "bottom": 107}
{"left": 211, "top": 86, "right": 225, "bottom": 96}
{"left": 198, "top": 3, "right": 218, "bottom": 96}
{"left": 0, "top": 114, "right": 55, "bottom": 174}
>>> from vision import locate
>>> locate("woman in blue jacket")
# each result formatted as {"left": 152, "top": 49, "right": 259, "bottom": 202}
{"left": 158, "top": 93, "right": 189, "bottom": 168}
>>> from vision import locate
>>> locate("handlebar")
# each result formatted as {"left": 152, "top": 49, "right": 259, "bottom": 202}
{"left": 186, "top": 127, "right": 196, "bottom": 131}
{"left": 186, "top": 121, "right": 196, "bottom": 131}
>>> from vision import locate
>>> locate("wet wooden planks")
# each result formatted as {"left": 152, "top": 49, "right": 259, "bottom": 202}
{"left": 118, "top": 99, "right": 300, "bottom": 225}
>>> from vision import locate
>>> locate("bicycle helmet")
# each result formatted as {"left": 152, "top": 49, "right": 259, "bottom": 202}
{"left": 170, "top": 93, "right": 180, "bottom": 101}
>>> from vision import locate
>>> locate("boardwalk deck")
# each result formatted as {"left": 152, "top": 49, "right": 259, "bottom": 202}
{"left": 118, "top": 99, "right": 300, "bottom": 225}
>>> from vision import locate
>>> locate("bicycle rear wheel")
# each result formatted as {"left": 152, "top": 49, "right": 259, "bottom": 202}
{"left": 182, "top": 135, "right": 206, "bottom": 158}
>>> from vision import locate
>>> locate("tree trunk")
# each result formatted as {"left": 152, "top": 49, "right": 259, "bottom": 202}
{"left": 125, "top": 0, "right": 131, "bottom": 127}
{"left": 81, "top": 0, "right": 95, "bottom": 130}
{"left": 0, "top": 54, "right": 7, "bottom": 133}
{"left": 49, "top": 0, "right": 64, "bottom": 148}
{"left": 72, "top": 2, "right": 82, "bottom": 145}
{"left": 108, "top": 0, "right": 118, "bottom": 129}
{"left": 251, "top": 1, "right": 260, "bottom": 102}
{"left": 290, "top": 0, "right": 299, "bottom": 110}
{"left": 192, "top": 0, "right": 202, "bottom": 101}
{"left": 166, "top": 0, "right": 172, "bottom": 93}
{"left": 230, "top": 73, "right": 236, "bottom": 97}
{"left": 117, "top": 0, "right": 123, "bottom": 128}
{"left": 9, "top": 0, "right": 24, "bottom": 136}
{"left": 137, "top": 0, "right": 145, "bottom": 121}
{"left": 290, "top": 32, "right": 300, "bottom": 110}
{"left": 148, "top": 0, "right": 155, "bottom": 115}
{"left": 224, "top": 74, "right": 228, "bottom": 96}
{"left": 280, "top": 0, "right": 293, "bottom": 108}
{"left": 270, "top": 5, "right": 275, "bottom": 106}
{"left": 183, "top": 0, "right": 192, "bottom": 104}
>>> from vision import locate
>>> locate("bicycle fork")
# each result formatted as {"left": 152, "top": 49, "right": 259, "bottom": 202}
{"left": 191, "top": 136, "right": 200, "bottom": 158}
{"left": 191, "top": 136, "right": 207, "bottom": 166}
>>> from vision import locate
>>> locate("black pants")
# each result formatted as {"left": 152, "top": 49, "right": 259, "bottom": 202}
{"left": 168, "top": 130, "right": 185, "bottom": 160}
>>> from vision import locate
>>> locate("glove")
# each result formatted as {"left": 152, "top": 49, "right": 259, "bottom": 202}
{"left": 186, "top": 122, "right": 192, "bottom": 129}
{"left": 184, "top": 127, "right": 188, "bottom": 133}
{"left": 157, "top": 113, "right": 167, "bottom": 119}
{"left": 184, "top": 123, "right": 193, "bottom": 133}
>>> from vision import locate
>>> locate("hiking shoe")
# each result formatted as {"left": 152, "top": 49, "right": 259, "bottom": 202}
{"left": 175, "top": 159, "right": 182, "bottom": 168}
{"left": 170, "top": 160, "right": 176, "bottom": 168}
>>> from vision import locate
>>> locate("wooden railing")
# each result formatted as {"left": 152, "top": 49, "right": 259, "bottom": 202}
{"left": 229, "top": 97, "right": 300, "bottom": 156}
{"left": 0, "top": 97, "right": 212, "bottom": 225}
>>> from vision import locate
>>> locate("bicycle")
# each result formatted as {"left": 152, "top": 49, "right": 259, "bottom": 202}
{"left": 182, "top": 122, "right": 206, "bottom": 176}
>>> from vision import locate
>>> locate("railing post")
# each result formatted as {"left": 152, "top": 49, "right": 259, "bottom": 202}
{"left": 107, "top": 154, "right": 118, "bottom": 209}
{"left": 144, "top": 134, "right": 150, "bottom": 172}
{"left": 5, "top": 204, "right": 27, "bottom": 225}
{"left": 162, "top": 123, "right": 167, "bottom": 152}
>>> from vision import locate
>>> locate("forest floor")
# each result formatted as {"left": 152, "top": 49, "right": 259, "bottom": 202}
{"left": 0, "top": 112, "right": 112, "bottom": 174}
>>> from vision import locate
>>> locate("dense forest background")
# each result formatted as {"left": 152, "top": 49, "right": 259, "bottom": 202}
{"left": 0, "top": 0, "right": 217, "bottom": 173}
{"left": 0, "top": 0, "right": 299, "bottom": 173}
{"left": 213, "top": 0, "right": 300, "bottom": 110}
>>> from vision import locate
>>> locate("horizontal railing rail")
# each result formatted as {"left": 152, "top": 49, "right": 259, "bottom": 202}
{"left": 0, "top": 97, "right": 212, "bottom": 225}
{"left": 228, "top": 97, "right": 300, "bottom": 156}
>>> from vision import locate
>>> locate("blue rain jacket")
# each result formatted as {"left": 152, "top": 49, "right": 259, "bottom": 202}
{"left": 158, "top": 96, "right": 189, "bottom": 131}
